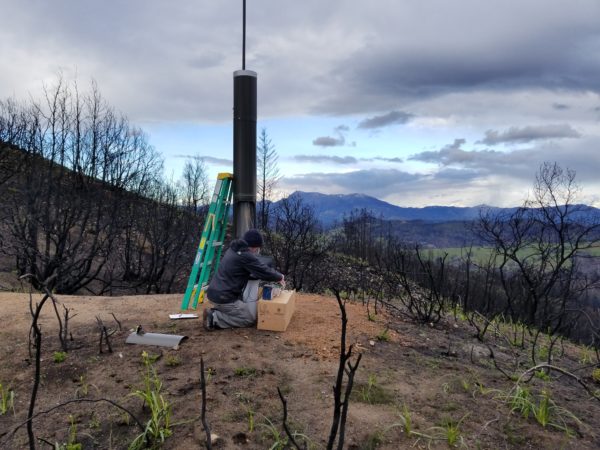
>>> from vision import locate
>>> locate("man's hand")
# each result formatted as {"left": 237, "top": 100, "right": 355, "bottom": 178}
{"left": 280, "top": 274, "right": 286, "bottom": 288}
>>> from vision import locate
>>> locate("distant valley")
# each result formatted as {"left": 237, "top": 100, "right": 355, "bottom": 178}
{"left": 273, "top": 191, "right": 600, "bottom": 248}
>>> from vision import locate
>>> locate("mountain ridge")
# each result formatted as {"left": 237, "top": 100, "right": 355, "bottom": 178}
{"left": 276, "top": 191, "right": 600, "bottom": 229}
{"left": 284, "top": 191, "right": 509, "bottom": 225}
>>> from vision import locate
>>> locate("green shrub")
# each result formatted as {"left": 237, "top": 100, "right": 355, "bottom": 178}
{"left": 234, "top": 367, "right": 257, "bottom": 377}
{"left": 53, "top": 351, "right": 67, "bottom": 363}
{"left": 165, "top": 355, "right": 181, "bottom": 367}
{"left": 376, "top": 328, "right": 390, "bottom": 342}
{"left": 353, "top": 374, "right": 395, "bottom": 405}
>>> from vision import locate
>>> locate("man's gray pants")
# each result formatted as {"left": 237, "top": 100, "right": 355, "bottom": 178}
{"left": 210, "top": 280, "right": 259, "bottom": 328}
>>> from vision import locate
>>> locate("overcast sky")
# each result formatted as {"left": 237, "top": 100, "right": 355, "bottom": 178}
{"left": 2, "top": 0, "right": 599, "bottom": 207}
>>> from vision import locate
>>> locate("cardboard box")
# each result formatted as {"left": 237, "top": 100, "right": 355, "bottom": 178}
{"left": 257, "top": 290, "right": 296, "bottom": 332}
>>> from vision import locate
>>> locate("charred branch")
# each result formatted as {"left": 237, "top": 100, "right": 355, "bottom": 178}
{"left": 200, "top": 357, "right": 212, "bottom": 450}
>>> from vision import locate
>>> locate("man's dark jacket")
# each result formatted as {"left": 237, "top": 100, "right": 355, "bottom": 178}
{"left": 206, "top": 239, "right": 283, "bottom": 304}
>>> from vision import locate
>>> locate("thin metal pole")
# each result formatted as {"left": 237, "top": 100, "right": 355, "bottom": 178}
{"left": 242, "top": 0, "right": 246, "bottom": 70}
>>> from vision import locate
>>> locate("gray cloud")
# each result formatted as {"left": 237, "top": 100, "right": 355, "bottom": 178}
{"left": 3, "top": 1, "right": 600, "bottom": 123}
{"left": 313, "top": 2, "right": 600, "bottom": 115}
{"left": 479, "top": 124, "right": 581, "bottom": 145}
{"left": 312, "top": 136, "right": 345, "bottom": 147}
{"left": 313, "top": 123, "right": 351, "bottom": 147}
{"left": 411, "top": 139, "right": 466, "bottom": 160}
{"left": 410, "top": 138, "right": 538, "bottom": 173}
{"left": 3, "top": 0, "right": 600, "bottom": 208}
{"left": 409, "top": 139, "right": 509, "bottom": 167}
{"left": 410, "top": 135, "right": 600, "bottom": 187}
{"left": 357, "top": 111, "right": 414, "bottom": 129}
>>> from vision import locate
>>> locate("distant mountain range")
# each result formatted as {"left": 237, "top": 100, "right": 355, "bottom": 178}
{"left": 276, "top": 191, "right": 600, "bottom": 227}
{"left": 280, "top": 191, "right": 506, "bottom": 226}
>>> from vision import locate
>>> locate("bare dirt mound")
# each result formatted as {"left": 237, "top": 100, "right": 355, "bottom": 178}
{"left": 0, "top": 292, "right": 599, "bottom": 449}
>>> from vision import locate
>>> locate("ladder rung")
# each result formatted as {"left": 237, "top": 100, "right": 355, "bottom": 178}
{"left": 212, "top": 241, "right": 223, "bottom": 247}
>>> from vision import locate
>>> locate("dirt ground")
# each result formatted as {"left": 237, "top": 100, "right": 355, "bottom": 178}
{"left": 0, "top": 291, "right": 599, "bottom": 449}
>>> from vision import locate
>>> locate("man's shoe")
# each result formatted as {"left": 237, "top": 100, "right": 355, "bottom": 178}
{"left": 203, "top": 308, "right": 215, "bottom": 331}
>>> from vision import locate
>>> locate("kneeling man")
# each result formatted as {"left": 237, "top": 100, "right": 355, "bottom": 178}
{"left": 203, "top": 229, "right": 284, "bottom": 330}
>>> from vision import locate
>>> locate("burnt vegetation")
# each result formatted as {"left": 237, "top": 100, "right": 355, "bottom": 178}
{"left": 2, "top": 79, "right": 600, "bottom": 448}
{"left": 0, "top": 79, "right": 204, "bottom": 295}
{"left": 2, "top": 81, "right": 598, "bottom": 345}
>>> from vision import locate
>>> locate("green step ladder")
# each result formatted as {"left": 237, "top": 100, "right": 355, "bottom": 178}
{"left": 181, "top": 172, "right": 233, "bottom": 310}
